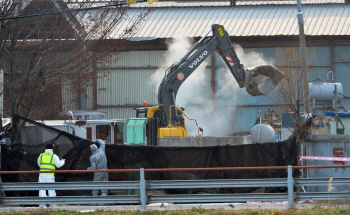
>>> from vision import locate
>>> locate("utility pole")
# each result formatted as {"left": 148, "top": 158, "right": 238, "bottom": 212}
{"left": 297, "top": 0, "right": 311, "bottom": 114}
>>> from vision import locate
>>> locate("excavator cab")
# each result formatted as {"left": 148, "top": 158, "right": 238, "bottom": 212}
{"left": 136, "top": 106, "right": 188, "bottom": 139}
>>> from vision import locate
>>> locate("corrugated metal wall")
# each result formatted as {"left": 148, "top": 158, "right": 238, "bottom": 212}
{"left": 62, "top": 44, "right": 350, "bottom": 134}
{"left": 335, "top": 46, "right": 350, "bottom": 109}
{"left": 305, "top": 135, "right": 350, "bottom": 192}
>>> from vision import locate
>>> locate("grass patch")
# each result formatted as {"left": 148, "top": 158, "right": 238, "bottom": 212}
{"left": 1, "top": 206, "right": 350, "bottom": 215}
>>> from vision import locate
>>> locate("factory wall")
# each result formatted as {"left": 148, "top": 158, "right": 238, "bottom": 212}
{"left": 62, "top": 44, "right": 350, "bottom": 135}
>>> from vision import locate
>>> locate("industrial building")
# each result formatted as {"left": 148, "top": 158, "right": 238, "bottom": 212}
{"left": 60, "top": 1, "right": 350, "bottom": 137}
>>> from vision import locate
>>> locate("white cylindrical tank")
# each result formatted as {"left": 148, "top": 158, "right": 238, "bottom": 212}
{"left": 309, "top": 79, "right": 343, "bottom": 103}
{"left": 250, "top": 124, "right": 275, "bottom": 143}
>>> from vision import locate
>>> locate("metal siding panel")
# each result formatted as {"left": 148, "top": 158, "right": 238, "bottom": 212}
{"left": 62, "top": 82, "right": 79, "bottom": 111}
{"left": 334, "top": 46, "right": 350, "bottom": 111}
{"left": 308, "top": 67, "right": 331, "bottom": 83}
{"left": 307, "top": 47, "right": 330, "bottom": 66}
{"left": 86, "top": 84, "right": 94, "bottom": 110}
{"left": 334, "top": 45, "right": 350, "bottom": 111}
{"left": 97, "top": 69, "right": 157, "bottom": 106}
{"left": 98, "top": 107, "right": 135, "bottom": 119}
{"left": 306, "top": 138, "right": 350, "bottom": 192}
{"left": 236, "top": 106, "right": 256, "bottom": 132}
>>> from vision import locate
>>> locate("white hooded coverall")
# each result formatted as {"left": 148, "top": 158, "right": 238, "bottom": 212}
{"left": 89, "top": 139, "right": 108, "bottom": 196}
{"left": 37, "top": 149, "right": 65, "bottom": 198}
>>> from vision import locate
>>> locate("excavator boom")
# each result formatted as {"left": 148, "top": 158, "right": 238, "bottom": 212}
{"left": 158, "top": 24, "right": 285, "bottom": 128}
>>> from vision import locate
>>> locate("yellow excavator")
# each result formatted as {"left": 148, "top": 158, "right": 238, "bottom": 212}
{"left": 135, "top": 24, "right": 285, "bottom": 140}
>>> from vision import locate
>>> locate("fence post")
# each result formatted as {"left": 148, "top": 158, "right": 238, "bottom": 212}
{"left": 287, "top": 165, "right": 294, "bottom": 208}
{"left": 140, "top": 168, "right": 147, "bottom": 211}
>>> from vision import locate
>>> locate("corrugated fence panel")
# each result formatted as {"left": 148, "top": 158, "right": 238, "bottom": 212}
{"left": 335, "top": 46, "right": 350, "bottom": 111}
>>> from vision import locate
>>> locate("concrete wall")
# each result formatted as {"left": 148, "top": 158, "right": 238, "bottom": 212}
{"left": 158, "top": 136, "right": 252, "bottom": 147}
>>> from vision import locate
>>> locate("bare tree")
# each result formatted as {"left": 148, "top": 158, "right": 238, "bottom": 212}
{"left": 272, "top": 47, "right": 312, "bottom": 142}
{"left": 0, "top": 0, "right": 150, "bottom": 119}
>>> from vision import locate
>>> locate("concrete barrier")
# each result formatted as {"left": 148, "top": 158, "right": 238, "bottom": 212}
{"left": 158, "top": 136, "right": 252, "bottom": 147}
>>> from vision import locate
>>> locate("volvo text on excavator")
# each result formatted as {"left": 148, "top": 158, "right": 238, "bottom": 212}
{"left": 136, "top": 24, "right": 285, "bottom": 140}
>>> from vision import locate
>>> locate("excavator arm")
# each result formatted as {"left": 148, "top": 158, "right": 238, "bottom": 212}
{"left": 158, "top": 24, "right": 284, "bottom": 128}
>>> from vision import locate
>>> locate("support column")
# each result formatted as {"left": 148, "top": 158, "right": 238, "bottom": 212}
{"left": 287, "top": 165, "right": 295, "bottom": 209}
{"left": 140, "top": 168, "right": 147, "bottom": 211}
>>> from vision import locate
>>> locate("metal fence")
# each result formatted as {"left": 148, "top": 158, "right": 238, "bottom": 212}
{"left": 1, "top": 165, "right": 350, "bottom": 210}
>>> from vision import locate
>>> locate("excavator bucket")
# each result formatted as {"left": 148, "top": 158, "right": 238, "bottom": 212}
{"left": 245, "top": 65, "right": 285, "bottom": 96}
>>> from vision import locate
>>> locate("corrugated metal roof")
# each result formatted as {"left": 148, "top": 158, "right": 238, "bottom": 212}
{"left": 110, "top": 4, "right": 350, "bottom": 39}
{"left": 128, "top": 1, "right": 345, "bottom": 7}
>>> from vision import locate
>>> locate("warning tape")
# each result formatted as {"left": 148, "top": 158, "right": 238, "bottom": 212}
{"left": 299, "top": 156, "right": 350, "bottom": 162}
{"left": 247, "top": 200, "right": 313, "bottom": 204}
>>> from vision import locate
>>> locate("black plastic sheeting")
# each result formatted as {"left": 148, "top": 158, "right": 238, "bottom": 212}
{"left": 1, "top": 115, "right": 298, "bottom": 197}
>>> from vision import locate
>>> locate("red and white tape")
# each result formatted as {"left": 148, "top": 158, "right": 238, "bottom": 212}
{"left": 299, "top": 156, "right": 350, "bottom": 162}
{"left": 247, "top": 200, "right": 313, "bottom": 204}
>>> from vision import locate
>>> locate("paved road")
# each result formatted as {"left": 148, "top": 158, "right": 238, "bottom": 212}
{"left": 0, "top": 203, "right": 316, "bottom": 213}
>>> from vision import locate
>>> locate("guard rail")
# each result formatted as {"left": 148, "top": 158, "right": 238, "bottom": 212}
{"left": 0, "top": 165, "right": 350, "bottom": 210}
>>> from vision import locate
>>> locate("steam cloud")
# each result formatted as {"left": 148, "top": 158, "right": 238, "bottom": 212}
{"left": 151, "top": 38, "right": 273, "bottom": 136}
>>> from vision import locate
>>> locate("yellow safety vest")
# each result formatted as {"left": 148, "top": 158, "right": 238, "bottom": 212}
{"left": 39, "top": 152, "right": 56, "bottom": 175}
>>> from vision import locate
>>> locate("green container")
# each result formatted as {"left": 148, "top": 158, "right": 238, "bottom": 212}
{"left": 337, "top": 128, "right": 344, "bottom": 135}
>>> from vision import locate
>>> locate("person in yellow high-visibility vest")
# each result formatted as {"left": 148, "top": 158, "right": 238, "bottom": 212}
{"left": 37, "top": 143, "right": 65, "bottom": 207}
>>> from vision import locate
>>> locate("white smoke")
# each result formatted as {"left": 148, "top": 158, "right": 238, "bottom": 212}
{"left": 151, "top": 39, "right": 273, "bottom": 137}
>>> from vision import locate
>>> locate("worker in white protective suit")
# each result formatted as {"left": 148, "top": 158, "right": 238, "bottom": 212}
{"left": 87, "top": 139, "right": 108, "bottom": 196}
{"left": 37, "top": 143, "right": 65, "bottom": 207}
